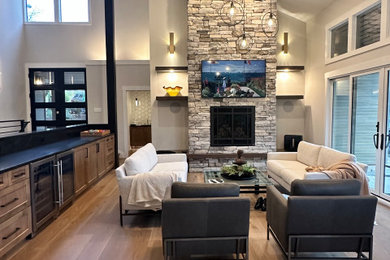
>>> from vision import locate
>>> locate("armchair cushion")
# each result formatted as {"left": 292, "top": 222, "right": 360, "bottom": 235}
{"left": 171, "top": 182, "right": 240, "bottom": 198}
{"left": 290, "top": 179, "right": 361, "bottom": 196}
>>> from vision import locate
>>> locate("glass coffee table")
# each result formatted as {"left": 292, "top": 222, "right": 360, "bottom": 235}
{"left": 204, "top": 170, "right": 273, "bottom": 195}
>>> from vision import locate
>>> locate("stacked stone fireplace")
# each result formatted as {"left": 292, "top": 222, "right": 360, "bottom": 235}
{"left": 187, "top": 0, "right": 277, "bottom": 172}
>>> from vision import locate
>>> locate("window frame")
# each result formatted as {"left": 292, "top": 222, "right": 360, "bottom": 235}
{"left": 29, "top": 68, "right": 88, "bottom": 131}
{"left": 24, "top": 0, "right": 91, "bottom": 25}
{"left": 325, "top": 0, "right": 390, "bottom": 64}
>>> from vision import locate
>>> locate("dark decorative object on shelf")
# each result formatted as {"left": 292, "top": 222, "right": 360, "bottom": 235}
{"left": 221, "top": 164, "right": 257, "bottom": 180}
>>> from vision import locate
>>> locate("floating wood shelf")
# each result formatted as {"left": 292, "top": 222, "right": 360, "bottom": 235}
{"left": 155, "top": 66, "right": 188, "bottom": 72}
{"left": 188, "top": 153, "right": 267, "bottom": 160}
{"left": 156, "top": 96, "right": 188, "bottom": 101}
{"left": 276, "top": 66, "right": 305, "bottom": 72}
{"left": 276, "top": 95, "right": 304, "bottom": 100}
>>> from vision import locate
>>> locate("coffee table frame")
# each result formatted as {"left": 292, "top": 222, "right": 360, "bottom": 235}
{"left": 204, "top": 171, "right": 273, "bottom": 195}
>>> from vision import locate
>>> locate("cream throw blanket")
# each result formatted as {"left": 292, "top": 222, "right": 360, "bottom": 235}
{"left": 306, "top": 160, "right": 370, "bottom": 195}
{"left": 127, "top": 171, "right": 179, "bottom": 209}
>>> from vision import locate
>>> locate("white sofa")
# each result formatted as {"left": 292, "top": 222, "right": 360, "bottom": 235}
{"left": 267, "top": 141, "right": 368, "bottom": 192}
{"left": 116, "top": 143, "right": 188, "bottom": 222}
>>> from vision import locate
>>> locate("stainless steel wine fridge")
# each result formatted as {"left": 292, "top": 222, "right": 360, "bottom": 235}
{"left": 30, "top": 150, "right": 74, "bottom": 235}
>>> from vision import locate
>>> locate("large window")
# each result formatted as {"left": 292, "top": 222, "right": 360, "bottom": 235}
{"left": 25, "top": 0, "right": 90, "bottom": 23}
{"left": 29, "top": 68, "right": 88, "bottom": 131}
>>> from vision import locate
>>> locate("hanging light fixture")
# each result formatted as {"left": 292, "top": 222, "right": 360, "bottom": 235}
{"left": 219, "top": 0, "right": 244, "bottom": 26}
{"left": 236, "top": 0, "right": 253, "bottom": 53}
{"left": 261, "top": 0, "right": 279, "bottom": 37}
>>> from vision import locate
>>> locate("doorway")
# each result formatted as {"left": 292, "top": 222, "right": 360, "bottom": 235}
{"left": 126, "top": 90, "right": 151, "bottom": 155}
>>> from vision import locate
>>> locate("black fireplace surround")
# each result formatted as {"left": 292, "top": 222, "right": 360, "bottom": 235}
{"left": 210, "top": 106, "right": 255, "bottom": 146}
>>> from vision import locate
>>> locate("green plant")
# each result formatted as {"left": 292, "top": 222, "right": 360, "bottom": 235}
{"left": 221, "top": 164, "right": 256, "bottom": 176}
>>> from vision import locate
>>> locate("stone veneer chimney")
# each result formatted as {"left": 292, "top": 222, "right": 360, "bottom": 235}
{"left": 187, "top": 0, "right": 277, "bottom": 172}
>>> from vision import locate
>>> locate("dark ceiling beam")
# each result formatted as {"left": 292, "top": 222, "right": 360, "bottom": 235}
{"left": 104, "top": 0, "right": 119, "bottom": 167}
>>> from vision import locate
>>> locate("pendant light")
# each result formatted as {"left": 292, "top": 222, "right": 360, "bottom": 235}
{"left": 236, "top": 0, "right": 252, "bottom": 53}
{"left": 219, "top": 0, "right": 244, "bottom": 26}
{"left": 261, "top": 0, "right": 279, "bottom": 37}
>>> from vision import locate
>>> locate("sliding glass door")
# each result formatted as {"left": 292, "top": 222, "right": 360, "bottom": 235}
{"left": 330, "top": 69, "right": 389, "bottom": 198}
{"left": 351, "top": 72, "right": 380, "bottom": 191}
{"left": 382, "top": 69, "right": 390, "bottom": 197}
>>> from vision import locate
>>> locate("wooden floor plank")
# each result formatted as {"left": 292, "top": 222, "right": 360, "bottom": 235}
{"left": 5, "top": 171, "right": 390, "bottom": 260}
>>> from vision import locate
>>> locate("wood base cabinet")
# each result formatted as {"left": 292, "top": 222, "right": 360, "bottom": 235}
{"left": 0, "top": 165, "right": 32, "bottom": 258}
{"left": 74, "top": 135, "right": 115, "bottom": 197}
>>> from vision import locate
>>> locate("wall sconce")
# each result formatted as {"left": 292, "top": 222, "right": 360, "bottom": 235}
{"left": 135, "top": 98, "right": 140, "bottom": 107}
{"left": 282, "top": 32, "right": 288, "bottom": 54}
{"left": 169, "top": 32, "right": 175, "bottom": 54}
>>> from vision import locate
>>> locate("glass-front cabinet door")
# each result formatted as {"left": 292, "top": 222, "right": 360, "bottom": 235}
{"left": 29, "top": 68, "right": 87, "bottom": 131}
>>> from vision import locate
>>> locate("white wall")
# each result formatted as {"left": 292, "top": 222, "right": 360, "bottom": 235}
{"left": 276, "top": 12, "right": 306, "bottom": 150}
{"left": 0, "top": 0, "right": 26, "bottom": 121}
{"left": 23, "top": 0, "right": 149, "bottom": 62}
{"left": 304, "top": 0, "right": 381, "bottom": 145}
{"left": 149, "top": 0, "right": 188, "bottom": 151}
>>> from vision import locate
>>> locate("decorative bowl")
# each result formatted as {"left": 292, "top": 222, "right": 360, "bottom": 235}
{"left": 163, "top": 86, "right": 182, "bottom": 96}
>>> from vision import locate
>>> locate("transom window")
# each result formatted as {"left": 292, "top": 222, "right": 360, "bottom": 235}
{"left": 25, "top": 0, "right": 90, "bottom": 23}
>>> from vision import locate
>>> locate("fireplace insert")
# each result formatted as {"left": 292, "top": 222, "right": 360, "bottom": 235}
{"left": 210, "top": 106, "right": 255, "bottom": 146}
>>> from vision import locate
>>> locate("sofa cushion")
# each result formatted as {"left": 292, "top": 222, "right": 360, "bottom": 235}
{"left": 317, "top": 146, "right": 356, "bottom": 168}
{"left": 267, "top": 160, "right": 308, "bottom": 177}
{"left": 279, "top": 168, "right": 307, "bottom": 185}
{"left": 150, "top": 162, "right": 188, "bottom": 182}
{"left": 297, "top": 141, "right": 321, "bottom": 167}
{"left": 124, "top": 143, "right": 158, "bottom": 175}
{"left": 140, "top": 143, "right": 158, "bottom": 168}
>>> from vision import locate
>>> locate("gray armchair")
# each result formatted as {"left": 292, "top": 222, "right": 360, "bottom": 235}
{"left": 267, "top": 179, "right": 377, "bottom": 260}
{"left": 162, "top": 182, "right": 250, "bottom": 260}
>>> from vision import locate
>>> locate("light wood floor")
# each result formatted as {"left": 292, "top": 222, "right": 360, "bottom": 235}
{"left": 6, "top": 171, "right": 390, "bottom": 260}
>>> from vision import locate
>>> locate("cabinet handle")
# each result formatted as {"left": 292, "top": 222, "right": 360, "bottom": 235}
{"left": 97, "top": 143, "right": 100, "bottom": 153}
{"left": 86, "top": 148, "right": 89, "bottom": 159}
{"left": 1, "top": 197, "right": 19, "bottom": 208}
{"left": 2, "top": 227, "right": 20, "bottom": 240}
{"left": 13, "top": 172, "right": 25, "bottom": 178}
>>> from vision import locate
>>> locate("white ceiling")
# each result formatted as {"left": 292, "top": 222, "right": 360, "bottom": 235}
{"left": 278, "top": 0, "right": 336, "bottom": 22}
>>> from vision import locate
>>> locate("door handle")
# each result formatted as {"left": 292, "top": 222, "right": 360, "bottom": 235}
{"left": 55, "top": 162, "right": 61, "bottom": 204}
{"left": 373, "top": 133, "right": 379, "bottom": 149}
{"left": 60, "top": 160, "right": 64, "bottom": 204}
{"left": 380, "top": 133, "right": 384, "bottom": 150}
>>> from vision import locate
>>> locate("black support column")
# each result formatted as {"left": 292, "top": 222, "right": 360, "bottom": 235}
{"left": 104, "top": 0, "right": 119, "bottom": 167}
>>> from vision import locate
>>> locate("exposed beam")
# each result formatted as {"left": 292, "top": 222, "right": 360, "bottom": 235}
{"left": 104, "top": 0, "right": 119, "bottom": 167}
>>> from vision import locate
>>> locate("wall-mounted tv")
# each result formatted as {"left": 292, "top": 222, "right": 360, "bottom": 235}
{"left": 201, "top": 60, "right": 266, "bottom": 98}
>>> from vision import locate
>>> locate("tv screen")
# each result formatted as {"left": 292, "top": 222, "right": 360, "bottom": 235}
{"left": 201, "top": 60, "right": 266, "bottom": 98}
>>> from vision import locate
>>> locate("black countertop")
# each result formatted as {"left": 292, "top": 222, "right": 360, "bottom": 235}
{"left": 0, "top": 136, "right": 104, "bottom": 174}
